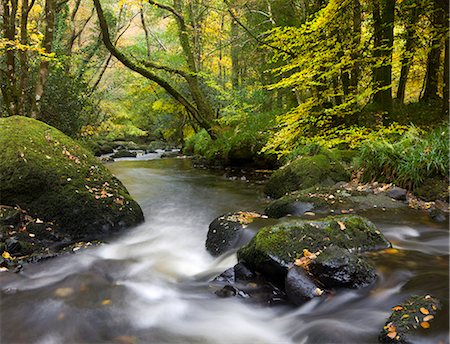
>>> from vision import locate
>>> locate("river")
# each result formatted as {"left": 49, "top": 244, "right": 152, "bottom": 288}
{"left": 1, "top": 155, "right": 448, "bottom": 343}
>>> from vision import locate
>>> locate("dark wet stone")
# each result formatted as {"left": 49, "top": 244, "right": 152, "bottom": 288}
{"left": 5, "top": 238, "right": 21, "bottom": 255}
{"left": 234, "top": 262, "right": 255, "bottom": 281}
{"left": 215, "top": 285, "right": 237, "bottom": 297}
{"left": 379, "top": 295, "right": 441, "bottom": 343}
{"left": 308, "top": 246, "right": 376, "bottom": 289}
{"left": 387, "top": 187, "right": 407, "bottom": 201}
{"left": 110, "top": 149, "right": 137, "bottom": 159}
{"left": 205, "top": 212, "right": 261, "bottom": 256}
{"left": 0, "top": 206, "right": 22, "bottom": 226}
{"left": 265, "top": 200, "right": 316, "bottom": 218}
{"left": 211, "top": 263, "right": 288, "bottom": 306}
{"left": 428, "top": 208, "right": 447, "bottom": 223}
{"left": 160, "top": 151, "right": 181, "bottom": 158}
{"left": 285, "top": 266, "right": 323, "bottom": 305}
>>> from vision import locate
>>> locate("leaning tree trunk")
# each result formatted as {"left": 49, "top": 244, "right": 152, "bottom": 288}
{"left": 396, "top": 26, "right": 416, "bottom": 103}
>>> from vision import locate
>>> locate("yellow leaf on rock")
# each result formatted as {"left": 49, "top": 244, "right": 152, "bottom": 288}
{"left": 420, "top": 322, "right": 430, "bottom": 329}
{"left": 420, "top": 307, "right": 429, "bottom": 315}
{"left": 2, "top": 251, "right": 11, "bottom": 259}
{"left": 392, "top": 305, "right": 403, "bottom": 311}
{"left": 385, "top": 248, "right": 399, "bottom": 254}
{"left": 387, "top": 331, "right": 397, "bottom": 339}
{"left": 101, "top": 299, "right": 112, "bottom": 305}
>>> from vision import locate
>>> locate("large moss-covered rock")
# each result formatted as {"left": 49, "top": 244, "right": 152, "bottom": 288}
{"left": 237, "top": 215, "right": 390, "bottom": 282}
{"left": 264, "top": 154, "right": 351, "bottom": 199}
{"left": 265, "top": 186, "right": 406, "bottom": 218}
{"left": 0, "top": 116, "right": 144, "bottom": 240}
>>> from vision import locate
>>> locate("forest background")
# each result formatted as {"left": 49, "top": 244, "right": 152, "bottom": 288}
{"left": 1, "top": 0, "right": 449, "bottom": 196}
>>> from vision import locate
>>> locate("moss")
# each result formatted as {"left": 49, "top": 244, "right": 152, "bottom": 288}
{"left": 330, "top": 149, "right": 357, "bottom": 164}
{"left": 264, "top": 154, "right": 351, "bottom": 199}
{"left": 0, "top": 116, "right": 143, "bottom": 239}
{"left": 237, "top": 215, "right": 390, "bottom": 276}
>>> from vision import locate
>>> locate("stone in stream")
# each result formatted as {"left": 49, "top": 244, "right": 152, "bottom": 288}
{"left": 264, "top": 154, "right": 351, "bottom": 199}
{"left": 285, "top": 266, "right": 323, "bottom": 305}
{"left": 211, "top": 262, "right": 287, "bottom": 305}
{"left": 205, "top": 211, "right": 262, "bottom": 256}
{"left": 265, "top": 185, "right": 407, "bottom": 219}
{"left": 110, "top": 149, "right": 137, "bottom": 159}
{"left": 387, "top": 187, "right": 408, "bottom": 201}
{"left": 0, "top": 116, "right": 144, "bottom": 267}
{"left": 237, "top": 215, "right": 391, "bottom": 284}
{"left": 308, "top": 246, "right": 376, "bottom": 289}
{"left": 379, "top": 295, "right": 441, "bottom": 343}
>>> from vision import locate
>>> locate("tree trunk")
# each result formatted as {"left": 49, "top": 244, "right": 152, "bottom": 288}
{"left": 396, "top": 26, "right": 416, "bottom": 103}
{"left": 372, "top": 0, "right": 395, "bottom": 114}
{"left": 421, "top": 0, "right": 446, "bottom": 102}
{"left": 443, "top": 36, "right": 449, "bottom": 117}
{"left": 231, "top": 20, "right": 240, "bottom": 89}
{"left": 1, "top": 0, "right": 20, "bottom": 117}
{"left": 349, "top": 0, "right": 361, "bottom": 91}
{"left": 140, "top": 6, "right": 152, "bottom": 58}
{"left": 33, "top": 0, "right": 56, "bottom": 118}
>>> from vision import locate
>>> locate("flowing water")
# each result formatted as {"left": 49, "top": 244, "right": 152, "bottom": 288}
{"left": 1, "top": 155, "right": 448, "bottom": 344}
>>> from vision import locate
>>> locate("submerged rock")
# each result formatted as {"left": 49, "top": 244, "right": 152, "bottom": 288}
{"left": 264, "top": 154, "right": 351, "bottom": 199}
{"left": 205, "top": 211, "right": 262, "bottom": 256}
{"left": 211, "top": 262, "right": 287, "bottom": 305}
{"left": 285, "top": 266, "right": 323, "bottom": 305}
{"left": 0, "top": 116, "right": 144, "bottom": 242}
{"left": 237, "top": 215, "right": 391, "bottom": 283}
{"left": 379, "top": 295, "right": 441, "bottom": 343}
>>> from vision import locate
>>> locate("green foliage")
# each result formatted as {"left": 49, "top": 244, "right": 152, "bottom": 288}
{"left": 40, "top": 66, "right": 99, "bottom": 137}
{"left": 184, "top": 111, "right": 277, "bottom": 164}
{"left": 356, "top": 125, "right": 449, "bottom": 189}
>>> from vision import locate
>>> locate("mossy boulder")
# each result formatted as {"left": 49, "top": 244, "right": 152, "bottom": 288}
{"left": 110, "top": 149, "right": 137, "bottom": 159}
{"left": 379, "top": 295, "right": 440, "bottom": 343}
{"left": 0, "top": 116, "right": 144, "bottom": 241}
{"left": 265, "top": 185, "right": 407, "bottom": 218}
{"left": 237, "top": 215, "right": 390, "bottom": 282}
{"left": 264, "top": 154, "right": 351, "bottom": 199}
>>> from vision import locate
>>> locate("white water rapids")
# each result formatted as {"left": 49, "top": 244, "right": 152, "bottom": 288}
{"left": 1, "top": 155, "right": 448, "bottom": 343}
